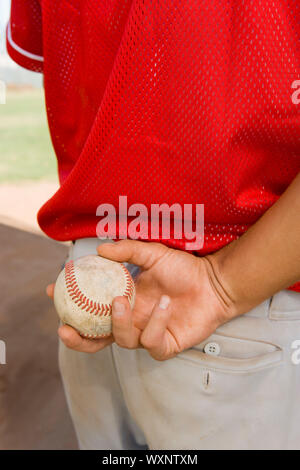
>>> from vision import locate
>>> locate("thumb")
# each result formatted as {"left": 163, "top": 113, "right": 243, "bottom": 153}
{"left": 97, "top": 239, "right": 168, "bottom": 269}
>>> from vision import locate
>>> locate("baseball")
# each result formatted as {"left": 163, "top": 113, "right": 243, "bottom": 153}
{"left": 54, "top": 255, "right": 135, "bottom": 338}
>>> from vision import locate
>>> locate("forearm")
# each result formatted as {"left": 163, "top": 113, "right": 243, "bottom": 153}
{"left": 209, "top": 171, "right": 300, "bottom": 317}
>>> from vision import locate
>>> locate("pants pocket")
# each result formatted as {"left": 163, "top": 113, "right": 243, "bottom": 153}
{"left": 177, "top": 332, "right": 283, "bottom": 374}
{"left": 268, "top": 290, "right": 300, "bottom": 321}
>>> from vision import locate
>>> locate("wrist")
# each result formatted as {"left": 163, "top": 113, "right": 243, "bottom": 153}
{"left": 206, "top": 241, "right": 263, "bottom": 318}
{"left": 202, "top": 252, "right": 239, "bottom": 322}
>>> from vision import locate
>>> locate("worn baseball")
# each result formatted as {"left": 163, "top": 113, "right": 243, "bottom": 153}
{"left": 54, "top": 255, "right": 135, "bottom": 338}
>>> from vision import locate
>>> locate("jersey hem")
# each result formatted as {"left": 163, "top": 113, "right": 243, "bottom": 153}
{"left": 6, "top": 21, "right": 43, "bottom": 73}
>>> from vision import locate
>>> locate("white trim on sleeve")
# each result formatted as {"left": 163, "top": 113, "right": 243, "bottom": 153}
{"left": 7, "top": 20, "right": 44, "bottom": 62}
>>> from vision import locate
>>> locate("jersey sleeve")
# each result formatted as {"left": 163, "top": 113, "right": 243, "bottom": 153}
{"left": 6, "top": 0, "right": 43, "bottom": 73}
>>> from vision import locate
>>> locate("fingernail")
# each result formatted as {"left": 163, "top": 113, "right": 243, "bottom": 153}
{"left": 114, "top": 302, "right": 125, "bottom": 316}
{"left": 159, "top": 295, "right": 170, "bottom": 310}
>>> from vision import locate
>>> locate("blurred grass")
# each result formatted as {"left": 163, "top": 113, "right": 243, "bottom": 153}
{"left": 0, "top": 88, "right": 58, "bottom": 182}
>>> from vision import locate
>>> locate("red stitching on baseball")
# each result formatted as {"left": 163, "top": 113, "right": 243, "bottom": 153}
{"left": 64, "top": 260, "right": 134, "bottom": 318}
{"left": 81, "top": 332, "right": 111, "bottom": 339}
{"left": 121, "top": 264, "right": 135, "bottom": 302}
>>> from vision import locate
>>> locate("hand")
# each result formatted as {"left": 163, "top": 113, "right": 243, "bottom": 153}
{"left": 48, "top": 240, "right": 236, "bottom": 359}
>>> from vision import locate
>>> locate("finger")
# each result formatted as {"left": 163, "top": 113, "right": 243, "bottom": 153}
{"left": 58, "top": 325, "right": 113, "bottom": 353}
{"left": 97, "top": 239, "right": 167, "bottom": 269}
{"left": 112, "top": 296, "right": 140, "bottom": 349}
{"left": 46, "top": 283, "right": 55, "bottom": 299}
{"left": 140, "top": 295, "right": 173, "bottom": 360}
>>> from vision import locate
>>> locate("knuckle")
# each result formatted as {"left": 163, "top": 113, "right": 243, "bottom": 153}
{"left": 127, "top": 340, "right": 138, "bottom": 349}
{"left": 118, "top": 239, "right": 129, "bottom": 248}
{"left": 115, "top": 338, "right": 126, "bottom": 348}
{"left": 150, "top": 353, "right": 165, "bottom": 362}
{"left": 115, "top": 336, "right": 137, "bottom": 350}
{"left": 140, "top": 335, "right": 155, "bottom": 350}
{"left": 115, "top": 337, "right": 129, "bottom": 349}
{"left": 150, "top": 351, "right": 172, "bottom": 362}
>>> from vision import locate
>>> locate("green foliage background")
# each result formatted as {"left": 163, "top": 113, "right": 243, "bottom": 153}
{"left": 0, "top": 89, "right": 57, "bottom": 182}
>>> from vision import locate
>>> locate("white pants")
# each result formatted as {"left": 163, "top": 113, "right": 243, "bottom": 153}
{"left": 59, "top": 238, "right": 300, "bottom": 450}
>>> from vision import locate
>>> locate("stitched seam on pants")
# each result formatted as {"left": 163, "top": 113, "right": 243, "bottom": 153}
{"left": 268, "top": 311, "right": 300, "bottom": 321}
{"left": 195, "top": 331, "right": 283, "bottom": 349}
{"left": 175, "top": 353, "right": 284, "bottom": 374}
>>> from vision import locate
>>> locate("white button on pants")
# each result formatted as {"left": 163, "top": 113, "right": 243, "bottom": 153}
{"left": 204, "top": 342, "right": 221, "bottom": 356}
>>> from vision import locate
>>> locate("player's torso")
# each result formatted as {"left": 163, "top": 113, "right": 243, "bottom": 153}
{"left": 39, "top": 0, "right": 300, "bottom": 246}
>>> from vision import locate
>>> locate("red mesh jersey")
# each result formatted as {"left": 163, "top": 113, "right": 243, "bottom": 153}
{"left": 7, "top": 0, "right": 300, "bottom": 292}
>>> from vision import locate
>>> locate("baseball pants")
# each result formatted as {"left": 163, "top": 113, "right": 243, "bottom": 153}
{"left": 58, "top": 238, "right": 300, "bottom": 450}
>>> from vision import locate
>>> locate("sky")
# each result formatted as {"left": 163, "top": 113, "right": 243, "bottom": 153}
{"left": 0, "top": 0, "right": 10, "bottom": 53}
{"left": 0, "top": 0, "right": 10, "bottom": 28}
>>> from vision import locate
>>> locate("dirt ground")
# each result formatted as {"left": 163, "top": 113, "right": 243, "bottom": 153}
{"left": 0, "top": 181, "right": 59, "bottom": 234}
{"left": 0, "top": 182, "right": 78, "bottom": 449}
